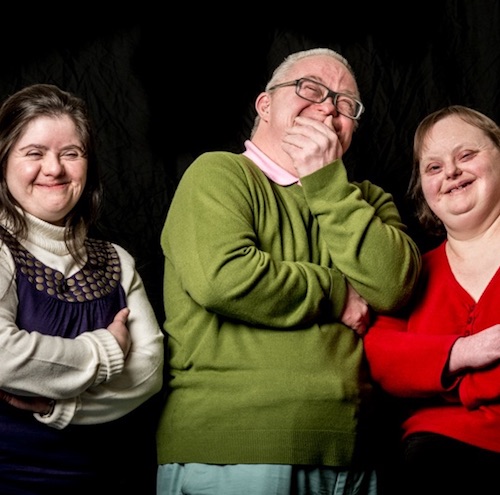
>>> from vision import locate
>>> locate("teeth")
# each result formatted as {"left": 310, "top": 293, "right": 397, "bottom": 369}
{"left": 449, "top": 184, "right": 467, "bottom": 193}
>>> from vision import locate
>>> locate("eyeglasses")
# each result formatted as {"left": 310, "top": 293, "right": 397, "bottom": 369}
{"left": 268, "top": 77, "right": 364, "bottom": 121}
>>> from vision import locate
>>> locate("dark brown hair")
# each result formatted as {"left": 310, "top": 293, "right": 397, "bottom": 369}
{"left": 0, "top": 83, "right": 102, "bottom": 260}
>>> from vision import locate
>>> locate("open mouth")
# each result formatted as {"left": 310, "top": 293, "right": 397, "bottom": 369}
{"left": 447, "top": 181, "right": 472, "bottom": 194}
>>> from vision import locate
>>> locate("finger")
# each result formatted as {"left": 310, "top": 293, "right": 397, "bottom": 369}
{"left": 115, "top": 307, "right": 130, "bottom": 322}
{"left": 322, "top": 115, "right": 335, "bottom": 131}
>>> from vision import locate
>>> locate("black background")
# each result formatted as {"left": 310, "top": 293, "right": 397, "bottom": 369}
{"left": 2, "top": 4, "right": 499, "bottom": 491}
{"left": 3, "top": 3, "right": 498, "bottom": 322}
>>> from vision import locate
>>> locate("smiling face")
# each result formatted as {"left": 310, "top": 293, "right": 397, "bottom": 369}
{"left": 419, "top": 114, "right": 500, "bottom": 235}
{"left": 252, "top": 54, "right": 360, "bottom": 169}
{"left": 6, "top": 115, "right": 87, "bottom": 226}
{"left": 268, "top": 55, "right": 359, "bottom": 150}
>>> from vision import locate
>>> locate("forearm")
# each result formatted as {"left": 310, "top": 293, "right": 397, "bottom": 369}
{"left": 164, "top": 157, "right": 348, "bottom": 328}
{"left": 302, "top": 164, "right": 421, "bottom": 311}
{"left": 0, "top": 328, "right": 125, "bottom": 397}
{"left": 365, "top": 316, "right": 458, "bottom": 396}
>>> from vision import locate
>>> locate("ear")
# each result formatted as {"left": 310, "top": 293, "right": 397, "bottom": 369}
{"left": 255, "top": 91, "right": 271, "bottom": 122}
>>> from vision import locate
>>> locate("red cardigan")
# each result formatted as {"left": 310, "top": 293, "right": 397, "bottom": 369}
{"left": 364, "top": 240, "right": 500, "bottom": 452}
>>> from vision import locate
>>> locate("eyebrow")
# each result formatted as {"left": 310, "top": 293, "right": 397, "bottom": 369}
{"left": 299, "top": 74, "right": 358, "bottom": 97}
{"left": 18, "top": 144, "right": 47, "bottom": 151}
{"left": 18, "top": 143, "right": 85, "bottom": 152}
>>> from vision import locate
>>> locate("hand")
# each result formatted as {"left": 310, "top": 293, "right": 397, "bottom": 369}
{"left": 340, "top": 282, "right": 371, "bottom": 336}
{"left": 448, "top": 324, "right": 500, "bottom": 374}
{"left": 281, "top": 115, "right": 344, "bottom": 177}
{"left": 107, "top": 307, "right": 131, "bottom": 358}
{"left": 0, "top": 389, "right": 54, "bottom": 415}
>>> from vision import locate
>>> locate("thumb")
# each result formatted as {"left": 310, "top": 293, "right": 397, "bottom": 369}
{"left": 115, "top": 307, "right": 130, "bottom": 323}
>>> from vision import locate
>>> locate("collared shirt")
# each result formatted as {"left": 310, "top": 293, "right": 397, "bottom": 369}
{"left": 243, "top": 140, "right": 300, "bottom": 186}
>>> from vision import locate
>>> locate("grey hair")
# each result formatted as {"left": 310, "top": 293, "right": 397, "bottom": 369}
{"left": 250, "top": 48, "right": 360, "bottom": 136}
{"left": 265, "top": 48, "right": 357, "bottom": 91}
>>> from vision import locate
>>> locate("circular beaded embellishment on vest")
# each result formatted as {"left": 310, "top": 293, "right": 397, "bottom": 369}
{"left": 4, "top": 234, "right": 121, "bottom": 303}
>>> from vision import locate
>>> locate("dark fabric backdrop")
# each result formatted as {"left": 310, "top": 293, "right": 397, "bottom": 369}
{"left": 3, "top": 4, "right": 498, "bottom": 323}
{"left": 1, "top": 4, "right": 499, "bottom": 491}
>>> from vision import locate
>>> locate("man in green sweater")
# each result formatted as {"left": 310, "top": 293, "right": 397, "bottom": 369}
{"left": 157, "top": 47, "right": 421, "bottom": 494}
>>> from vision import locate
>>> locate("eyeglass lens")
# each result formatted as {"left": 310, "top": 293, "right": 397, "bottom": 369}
{"left": 297, "top": 79, "right": 361, "bottom": 119}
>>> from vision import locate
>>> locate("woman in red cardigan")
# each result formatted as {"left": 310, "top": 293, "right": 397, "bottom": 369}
{"left": 364, "top": 105, "right": 500, "bottom": 495}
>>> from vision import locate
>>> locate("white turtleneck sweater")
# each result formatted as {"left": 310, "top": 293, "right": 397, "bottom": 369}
{"left": 0, "top": 213, "right": 164, "bottom": 429}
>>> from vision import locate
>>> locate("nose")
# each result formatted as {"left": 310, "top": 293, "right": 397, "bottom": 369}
{"left": 318, "top": 96, "right": 339, "bottom": 117}
{"left": 42, "top": 153, "right": 64, "bottom": 175}
{"left": 444, "top": 160, "right": 462, "bottom": 178}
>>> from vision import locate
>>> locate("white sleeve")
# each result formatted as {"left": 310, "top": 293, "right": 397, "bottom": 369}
{"left": 0, "top": 246, "right": 125, "bottom": 405}
{"left": 39, "top": 244, "right": 164, "bottom": 428}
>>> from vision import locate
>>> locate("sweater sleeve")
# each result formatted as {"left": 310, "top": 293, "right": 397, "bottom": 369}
{"left": 364, "top": 314, "right": 459, "bottom": 396}
{"left": 162, "top": 152, "right": 348, "bottom": 329}
{"left": 68, "top": 245, "right": 164, "bottom": 425}
{"left": 458, "top": 364, "right": 500, "bottom": 410}
{"left": 301, "top": 162, "right": 421, "bottom": 312}
{"left": 38, "top": 245, "right": 164, "bottom": 428}
{"left": 0, "top": 247, "right": 125, "bottom": 400}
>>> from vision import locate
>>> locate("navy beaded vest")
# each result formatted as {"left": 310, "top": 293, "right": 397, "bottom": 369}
{"left": 0, "top": 225, "right": 128, "bottom": 493}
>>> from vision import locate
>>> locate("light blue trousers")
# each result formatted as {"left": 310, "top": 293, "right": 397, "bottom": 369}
{"left": 157, "top": 463, "right": 378, "bottom": 495}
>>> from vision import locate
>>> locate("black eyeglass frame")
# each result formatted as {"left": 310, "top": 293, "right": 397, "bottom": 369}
{"left": 268, "top": 77, "right": 365, "bottom": 121}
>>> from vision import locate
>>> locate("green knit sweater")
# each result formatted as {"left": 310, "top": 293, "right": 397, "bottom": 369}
{"left": 157, "top": 151, "right": 421, "bottom": 466}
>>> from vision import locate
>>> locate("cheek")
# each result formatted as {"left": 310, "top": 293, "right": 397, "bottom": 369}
{"left": 341, "top": 133, "right": 353, "bottom": 152}
{"left": 292, "top": 100, "right": 314, "bottom": 118}
{"left": 424, "top": 191, "right": 444, "bottom": 215}
{"left": 341, "top": 121, "right": 355, "bottom": 145}
{"left": 4, "top": 166, "right": 22, "bottom": 196}
{"left": 420, "top": 178, "right": 437, "bottom": 201}
{"left": 271, "top": 112, "right": 297, "bottom": 136}
{"left": 76, "top": 164, "right": 88, "bottom": 188}
{"left": 6, "top": 161, "right": 39, "bottom": 185}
